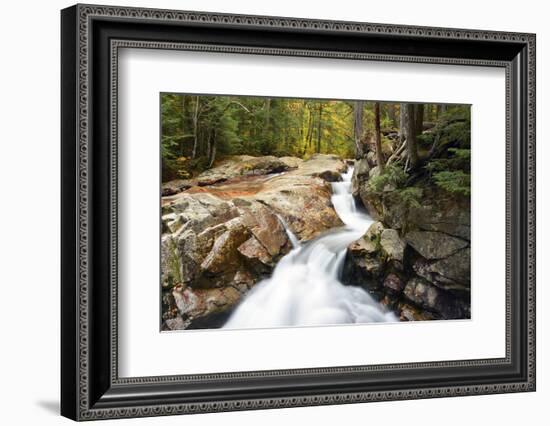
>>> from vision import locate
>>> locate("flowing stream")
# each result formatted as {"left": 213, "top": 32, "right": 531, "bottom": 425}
{"left": 223, "top": 167, "right": 397, "bottom": 329}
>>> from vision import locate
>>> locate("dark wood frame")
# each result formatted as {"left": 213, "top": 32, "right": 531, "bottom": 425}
{"left": 61, "top": 3, "right": 536, "bottom": 421}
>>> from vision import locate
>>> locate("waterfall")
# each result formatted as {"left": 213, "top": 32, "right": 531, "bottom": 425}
{"left": 222, "top": 166, "right": 397, "bottom": 329}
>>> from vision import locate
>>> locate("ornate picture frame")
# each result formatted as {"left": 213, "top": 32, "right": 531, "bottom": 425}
{"left": 61, "top": 3, "right": 536, "bottom": 421}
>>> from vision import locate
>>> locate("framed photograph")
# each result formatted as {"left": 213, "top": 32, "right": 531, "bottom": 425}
{"left": 61, "top": 4, "right": 536, "bottom": 421}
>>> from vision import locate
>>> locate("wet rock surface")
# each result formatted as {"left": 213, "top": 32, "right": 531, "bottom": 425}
{"left": 161, "top": 154, "right": 347, "bottom": 330}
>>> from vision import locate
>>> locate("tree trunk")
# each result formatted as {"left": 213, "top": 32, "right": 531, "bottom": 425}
{"left": 374, "top": 102, "right": 384, "bottom": 171}
{"left": 207, "top": 130, "right": 217, "bottom": 168}
{"left": 316, "top": 103, "right": 323, "bottom": 153}
{"left": 405, "top": 104, "right": 419, "bottom": 170}
{"left": 436, "top": 104, "right": 447, "bottom": 118}
{"left": 399, "top": 103, "right": 406, "bottom": 147}
{"left": 208, "top": 144, "right": 217, "bottom": 168}
{"left": 264, "top": 98, "right": 271, "bottom": 153}
{"left": 306, "top": 106, "right": 314, "bottom": 151}
{"left": 415, "top": 104, "right": 424, "bottom": 135}
{"left": 387, "top": 104, "right": 397, "bottom": 128}
{"left": 191, "top": 96, "right": 200, "bottom": 159}
{"left": 354, "top": 101, "right": 365, "bottom": 159}
{"left": 180, "top": 96, "right": 190, "bottom": 156}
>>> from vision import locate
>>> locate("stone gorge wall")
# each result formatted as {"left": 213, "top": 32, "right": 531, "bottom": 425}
{"left": 343, "top": 159, "right": 471, "bottom": 321}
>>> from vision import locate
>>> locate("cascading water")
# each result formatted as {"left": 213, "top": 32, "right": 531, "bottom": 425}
{"left": 223, "top": 167, "right": 397, "bottom": 329}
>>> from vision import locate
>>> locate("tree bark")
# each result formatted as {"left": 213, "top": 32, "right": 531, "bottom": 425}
{"left": 191, "top": 96, "right": 200, "bottom": 159}
{"left": 374, "top": 102, "right": 384, "bottom": 171}
{"left": 415, "top": 104, "right": 424, "bottom": 135}
{"left": 207, "top": 129, "right": 217, "bottom": 168}
{"left": 399, "top": 103, "right": 406, "bottom": 147}
{"left": 264, "top": 98, "right": 271, "bottom": 153}
{"left": 387, "top": 104, "right": 397, "bottom": 128}
{"left": 316, "top": 103, "right": 323, "bottom": 153}
{"left": 405, "top": 104, "right": 419, "bottom": 170}
{"left": 181, "top": 96, "right": 190, "bottom": 156}
{"left": 354, "top": 101, "right": 365, "bottom": 159}
{"left": 306, "top": 106, "right": 314, "bottom": 150}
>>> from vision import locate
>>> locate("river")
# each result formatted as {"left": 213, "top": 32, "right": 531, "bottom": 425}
{"left": 222, "top": 166, "right": 397, "bottom": 329}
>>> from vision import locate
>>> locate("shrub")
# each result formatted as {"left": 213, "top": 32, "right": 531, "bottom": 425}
{"left": 432, "top": 170, "right": 471, "bottom": 196}
{"left": 368, "top": 165, "right": 407, "bottom": 193}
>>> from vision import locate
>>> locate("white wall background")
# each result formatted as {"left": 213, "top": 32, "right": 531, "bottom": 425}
{"left": 0, "top": 0, "right": 546, "bottom": 424}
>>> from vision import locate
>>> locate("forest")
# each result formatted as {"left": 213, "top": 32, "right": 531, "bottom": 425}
{"left": 161, "top": 94, "right": 470, "bottom": 198}
{"left": 160, "top": 93, "right": 471, "bottom": 330}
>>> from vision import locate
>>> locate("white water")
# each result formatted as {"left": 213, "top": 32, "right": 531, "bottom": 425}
{"left": 223, "top": 167, "right": 397, "bottom": 329}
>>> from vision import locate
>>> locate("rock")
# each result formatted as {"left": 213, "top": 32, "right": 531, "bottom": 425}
{"left": 351, "top": 158, "right": 370, "bottom": 197}
{"left": 200, "top": 218, "right": 250, "bottom": 277}
{"left": 341, "top": 252, "right": 384, "bottom": 291}
{"left": 159, "top": 154, "right": 356, "bottom": 328}
{"left": 291, "top": 153, "right": 347, "bottom": 182}
{"left": 342, "top": 223, "right": 387, "bottom": 290}
{"left": 162, "top": 155, "right": 292, "bottom": 197}
{"left": 238, "top": 201, "right": 288, "bottom": 256}
{"left": 405, "top": 231, "right": 468, "bottom": 260}
{"left": 253, "top": 174, "right": 343, "bottom": 241}
{"left": 430, "top": 248, "right": 471, "bottom": 285}
{"left": 413, "top": 248, "right": 470, "bottom": 291}
{"left": 403, "top": 277, "right": 465, "bottom": 319}
{"left": 162, "top": 179, "right": 193, "bottom": 196}
{"left": 357, "top": 184, "right": 470, "bottom": 240}
{"left": 162, "top": 316, "right": 191, "bottom": 331}
{"left": 380, "top": 229, "right": 406, "bottom": 262}
{"left": 279, "top": 156, "right": 304, "bottom": 169}
{"left": 408, "top": 191, "right": 470, "bottom": 240}
{"left": 160, "top": 235, "right": 181, "bottom": 288}
{"left": 383, "top": 273, "right": 404, "bottom": 294}
{"left": 238, "top": 236, "right": 273, "bottom": 270}
{"left": 170, "top": 284, "right": 242, "bottom": 329}
{"left": 398, "top": 303, "right": 437, "bottom": 321}
{"left": 162, "top": 213, "right": 183, "bottom": 233}
{"left": 348, "top": 221, "right": 385, "bottom": 254}
{"left": 196, "top": 155, "right": 290, "bottom": 184}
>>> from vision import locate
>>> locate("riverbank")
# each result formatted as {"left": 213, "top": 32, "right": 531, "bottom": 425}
{"left": 161, "top": 153, "right": 470, "bottom": 330}
{"left": 161, "top": 154, "right": 351, "bottom": 330}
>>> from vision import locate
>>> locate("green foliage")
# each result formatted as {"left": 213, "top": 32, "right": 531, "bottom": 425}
{"left": 422, "top": 108, "right": 471, "bottom": 197}
{"left": 160, "top": 94, "right": 360, "bottom": 181}
{"left": 419, "top": 107, "right": 470, "bottom": 151}
{"left": 368, "top": 166, "right": 423, "bottom": 210}
{"left": 432, "top": 171, "right": 471, "bottom": 196}
{"left": 368, "top": 165, "right": 407, "bottom": 193}
{"left": 425, "top": 148, "right": 470, "bottom": 174}
{"left": 396, "top": 186, "right": 423, "bottom": 209}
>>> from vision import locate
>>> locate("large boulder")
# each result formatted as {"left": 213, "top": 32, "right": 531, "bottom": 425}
{"left": 341, "top": 221, "right": 387, "bottom": 292}
{"left": 351, "top": 158, "right": 370, "bottom": 197}
{"left": 380, "top": 229, "right": 406, "bottom": 263}
{"left": 162, "top": 179, "right": 193, "bottom": 196}
{"left": 279, "top": 156, "right": 304, "bottom": 169}
{"left": 359, "top": 186, "right": 470, "bottom": 240}
{"left": 403, "top": 277, "right": 466, "bottom": 319}
{"left": 405, "top": 231, "right": 468, "bottom": 260}
{"left": 342, "top": 218, "right": 470, "bottom": 321}
{"left": 194, "top": 155, "right": 290, "bottom": 184}
{"left": 164, "top": 284, "right": 244, "bottom": 330}
{"left": 253, "top": 174, "right": 343, "bottom": 241}
{"left": 162, "top": 155, "right": 291, "bottom": 196}
{"left": 290, "top": 153, "right": 347, "bottom": 182}
{"left": 413, "top": 248, "right": 470, "bottom": 292}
